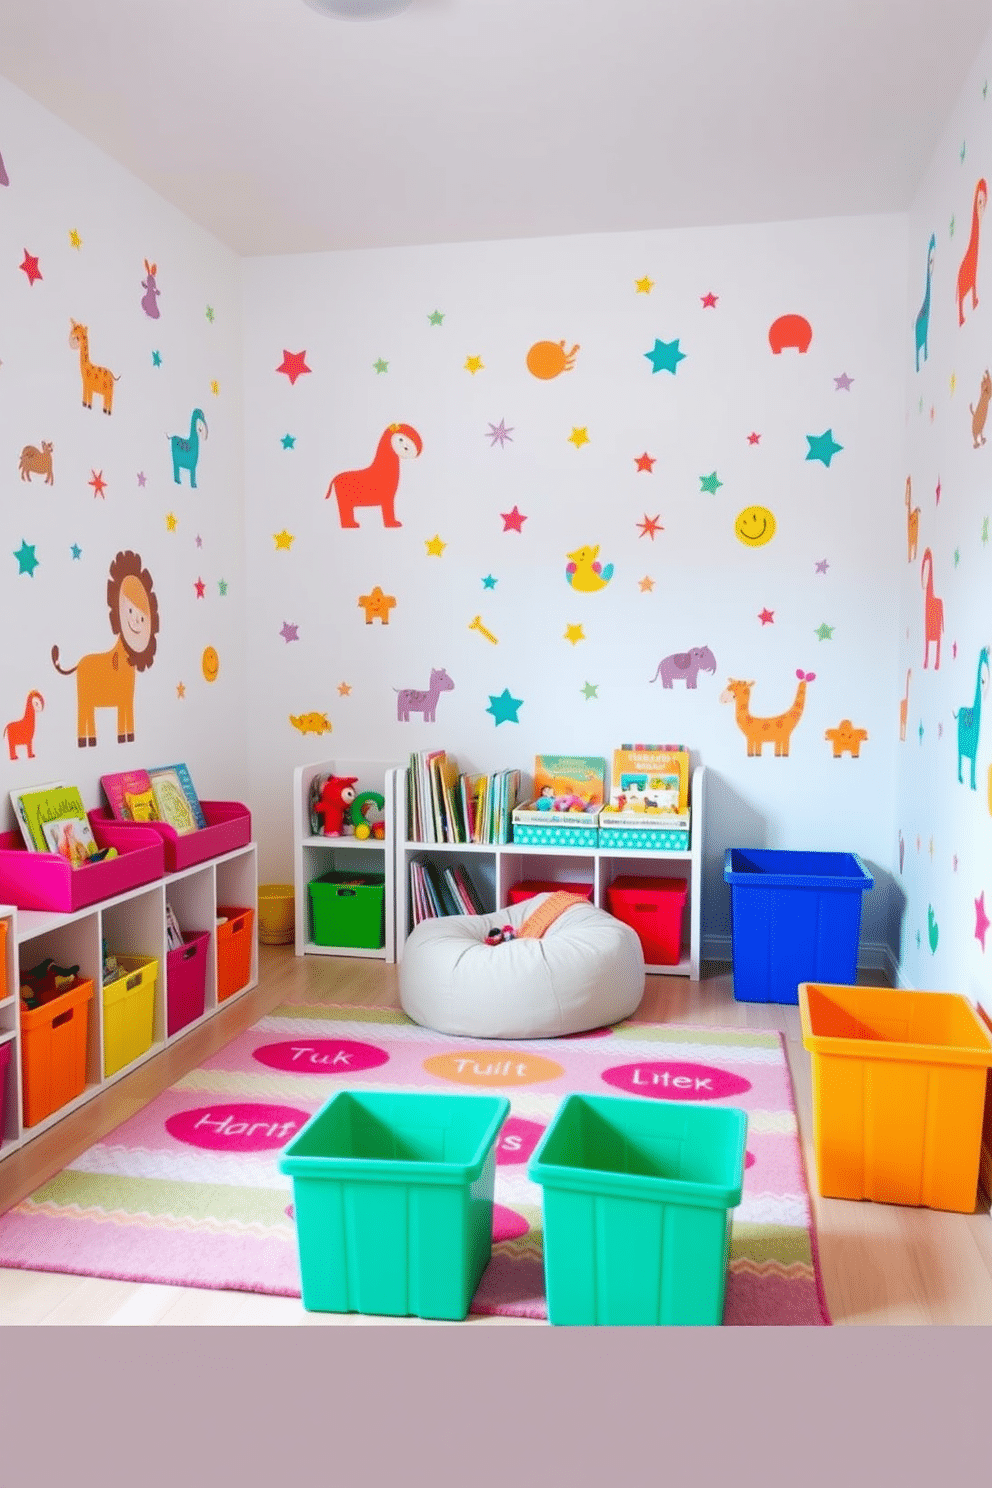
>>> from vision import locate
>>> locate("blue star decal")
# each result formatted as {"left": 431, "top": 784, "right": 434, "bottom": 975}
{"left": 281, "top": 433, "right": 296, "bottom": 449}
{"left": 151, "top": 349, "right": 162, "bottom": 367}
{"left": 805, "top": 429, "right": 843, "bottom": 467}
{"left": 14, "top": 539, "right": 38, "bottom": 576}
{"left": 482, "top": 574, "right": 497, "bottom": 589}
{"left": 70, "top": 543, "right": 82, "bottom": 560}
{"left": 644, "top": 338, "right": 686, "bottom": 374}
{"left": 486, "top": 688, "right": 523, "bottom": 725}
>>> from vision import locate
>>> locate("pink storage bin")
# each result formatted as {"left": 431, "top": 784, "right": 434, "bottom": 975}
{"left": 167, "top": 930, "right": 211, "bottom": 1037}
{"left": 88, "top": 800, "right": 251, "bottom": 873}
{"left": 0, "top": 820, "right": 165, "bottom": 913}
{"left": 0, "top": 1038, "right": 11, "bottom": 1145}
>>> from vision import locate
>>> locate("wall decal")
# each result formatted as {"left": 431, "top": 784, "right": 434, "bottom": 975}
{"left": 501, "top": 506, "right": 527, "bottom": 532}
{"left": 193, "top": 578, "right": 206, "bottom": 599}
{"left": 165, "top": 512, "right": 178, "bottom": 531}
{"left": 899, "top": 669, "right": 911, "bottom": 740}
{"left": 0, "top": 149, "right": 8, "bottom": 186}
{"left": 720, "top": 670, "right": 815, "bottom": 758}
{"left": 814, "top": 558, "right": 830, "bottom": 574}
{"left": 19, "top": 441, "right": 54, "bottom": 484}
{"left": 970, "top": 371, "right": 991, "bottom": 446}
{"left": 758, "top": 609, "right": 774, "bottom": 625}
{"left": 814, "top": 622, "right": 835, "bottom": 641}
{"left": 428, "top": 310, "right": 444, "bottom": 326}
{"left": 358, "top": 586, "right": 396, "bottom": 625}
{"left": 464, "top": 356, "right": 484, "bottom": 374}
{"left": 767, "top": 314, "right": 812, "bottom": 354}
{"left": 13, "top": 539, "right": 38, "bottom": 576}
{"left": 168, "top": 408, "right": 208, "bottom": 487}
{"left": 635, "top": 276, "right": 654, "bottom": 294}
{"left": 425, "top": 534, "right": 446, "bottom": 557}
{"left": 140, "top": 260, "right": 161, "bottom": 319}
{"left": 635, "top": 453, "right": 656, "bottom": 472}
{"left": 976, "top": 892, "right": 990, "bottom": 949}
{"left": 20, "top": 250, "right": 41, "bottom": 285}
{"left": 482, "top": 574, "right": 498, "bottom": 589}
{"left": 4, "top": 690, "right": 44, "bottom": 760}
{"left": 526, "top": 340, "right": 579, "bottom": 379}
{"left": 915, "top": 235, "right": 936, "bottom": 370}
{"left": 395, "top": 667, "right": 454, "bottom": 722}
{"left": 956, "top": 178, "right": 987, "bottom": 325}
{"left": 276, "top": 350, "right": 311, "bottom": 384}
{"left": 805, "top": 430, "right": 843, "bottom": 466}
{"left": 747, "top": 432, "right": 761, "bottom": 445}
{"left": 639, "top": 576, "right": 655, "bottom": 592}
{"left": 699, "top": 471, "right": 723, "bottom": 494}
{"left": 88, "top": 470, "right": 107, "bottom": 499}
{"left": 566, "top": 545, "right": 613, "bottom": 591}
{"left": 202, "top": 647, "right": 219, "bottom": 683}
{"left": 905, "top": 476, "right": 920, "bottom": 560}
{"left": 833, "top": 373, "right": 855, "bottom": 390}
{"left": 281, "top": 433, "right": 296, "bottom": 449}
{"left": 644, "top": 338, "right": 686, "bottom": 374}
{"left": 921, "top": 548, "right": 945, "bottom": 667}
{"left": 325, "top": 423, "right": 422, "bottom": 529}
{"left": 637, "top": 514, "right": 663, "bottom": 539}
{"left": 580, "top": 682, "right": 599, "bottom": 700}
{"left": 337, "top": 683, "right": 351, "bottom": 697}
{"left": 568, "top": 426, "right": 590, "bottom": 448}
{"left": 734, "top": 506, "right": 776, "bottom": 547}
{"left": 899, "top": 831, "right": 905, "bottom": 873}
{"left": 953, "top": 645, "right": 989, "bottom": 787}
{"left": 468, "top": 615, "right": 498, "bottom": 644}
{"left": 373, "top": 359, "right": 388, "bottom": 374}
{"left": 280, "top": 622, "right": 299, "bottom": 643}
{"left": 701, "top": 292, "right": 718, "bottom": 308}
{"left": 137, "top": 471, "right": 147, "bottom": 488}
{"left": 649, "top": 646, "right": 717, "bottom": 689}
{"left": 176, "top": 682, "right": 185, "bottom": 699}
{"left": 481, "top": 690, "right": 520, "bottom": 725}
{"left": 69, "top": 320, "right": 119, "bottom": 414}
{"left": 486, "top": 419, "right": 513, "bottom": 447}
{"left": 51, "top": 550, "right": 159, "bottom": 747}
{"left": 273, "top": 529, "right": 295, "bottom": 550}
{"left": 928, "top": 906, "right": 939, "bottom": 952}
{"left": 824, "top": 720, "right": 869, "bottom": 758}
{"left": 205, "top": 306, "right": 215, "bottom": 322}
{"left": 564, "top": 624, "right": 584, "bottom": 645}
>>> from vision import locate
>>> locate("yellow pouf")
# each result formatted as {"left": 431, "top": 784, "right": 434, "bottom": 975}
{"left": 258, "top": 884, "right": 295, "bottom": 945}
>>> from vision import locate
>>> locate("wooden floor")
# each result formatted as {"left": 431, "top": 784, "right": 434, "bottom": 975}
{"left": 1, "top": 944, "right": 991, "bottom": 1326}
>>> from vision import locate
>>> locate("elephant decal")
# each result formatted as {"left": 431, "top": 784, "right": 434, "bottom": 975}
{"left": 649, "top": 646, "right": 717, "bottom": 689}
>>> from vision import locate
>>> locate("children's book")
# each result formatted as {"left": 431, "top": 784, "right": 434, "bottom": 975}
{"left": 12, "top": 784, "right": 88, "bottom": 853}
{"left": 165, "top": 901, "right": 184, "bottom": 951}
{"left": 609, "top": 745, "right": 690, "bottom": 813}
{"left": 125, "top": 787, "right": 159, "bottom": 823}
{"left": 42, "top": 814, "right": 99, "bottom": 867}
{"left": 148, "top": 769, "right": 199, "bottom": 836}
{"left": 532, "top": 755, "right": 606, "bottom": 808}
{"left": 9, "top": 781, "right": 64, "bottom": 850}
{"left": 147, "top": 763, "right": 207, "bottom": 830}
{"left": 101, "top": 769, "right": 156, "bottom": 822}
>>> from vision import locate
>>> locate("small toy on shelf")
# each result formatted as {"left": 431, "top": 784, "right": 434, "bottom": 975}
{"left": 350, "top": 790, "right": 386, "bottom": 840}
{"left": 314, "top": 776, "right": 359, "bottom": 837}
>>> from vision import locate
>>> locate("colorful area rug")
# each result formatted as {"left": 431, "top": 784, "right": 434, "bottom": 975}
{"left": 0, "top": 1005, "right": 830, "bottom": 1324}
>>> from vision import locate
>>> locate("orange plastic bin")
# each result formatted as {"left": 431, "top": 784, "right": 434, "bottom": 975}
{"left": 799, "top": 982, "right": 992, "bottom": 1212}
{"left": 20, "top": 975, "right": 94, "bottom": 1127}
{"left": 217, "top": 906, "right": 254, "bottom": 1002}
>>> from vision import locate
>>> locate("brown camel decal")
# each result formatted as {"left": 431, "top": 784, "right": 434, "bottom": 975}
{"left": 921, "top": 548, "right": 944, "bottom": 669}
{"left": 51, "top": 551, "right": 159, "bottom": 746}
{"left": 720, "top": 670, "right": 815, "bottom": 757}
{"left": 325, "top": 423, "right": 423, "bottom": 529}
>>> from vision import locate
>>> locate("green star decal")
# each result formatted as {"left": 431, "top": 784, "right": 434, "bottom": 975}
{"left": 950, "top": 216, "right": 956, "bottom": 237}
{"left": 14, "top": 539, "right": 38, "bottom": 576}
{"left": 581, "top": 681, "right": 599, "bottom": 700}
{"left": 482, "top": 574, "right": 497, "bottom": 589}
{"left": 644, "top": 337, "right": 686, "bottom": 374}
{"left": 699, "top": 471, "right": 723, "bottom": 494}
{"left": 984, "top": 80, "right": 988, "bottom": 98}
{"left": 805, "top": 429, "right": 843, "bottom": 467}
{"left": 151, "top": 349, "right": 162, "bottom": 366}
{"left": 983, "top": 517, "right": 989, "bottom": 545}
{"left": 373, "top": 359, "right": 388, "bottom": 374}
{"left": 206, "top": 306, "right": 215, "bottom": 322}
{"left": 918, "top": 397, "right": 924, "bottom": 413}
{"left": 218, "top": 579, "right": 228, "bottom": 596}
{"left": 919, "top": 720, "right": 924, "bottom": 742}
{"left": 916, "top": 929, "right": 922, "bottom": 950}
{"left": 954, "top": 547, "right": 960, "bottom": 567}
{"left": 961, "top": 141, "right": 967, "bottom": 163}
{"left": 815, "top": 622, "right": 835, "bottom": 641}
{"left": 428, "top": 310, "right": 444, "bottom": 326}
{"left": 486, "top": 688, "right": 522, "bottom": 725}
{"left": 281, "top": 433, "right": 296, "bottom": 449}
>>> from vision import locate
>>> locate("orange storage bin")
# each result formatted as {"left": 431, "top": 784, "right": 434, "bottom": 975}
{"left": 799, "top": 982, "right": 992, "bottom": 1212}
{"left": 216, "top": 905, "right": 254, "bottom": 1002}
{"left": 20, "top": 975, "right": 94, "bottom": 1127}
{"left": 606, "top": 876, "right": 688, "bottom": 966}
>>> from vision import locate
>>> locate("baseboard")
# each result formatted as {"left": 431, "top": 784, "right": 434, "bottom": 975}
{"left": 702, "top": 935, "right": 902, "bottom": 985}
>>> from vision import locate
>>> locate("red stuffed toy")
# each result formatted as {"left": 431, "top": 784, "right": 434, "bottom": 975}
{"left": 315, "top": 775, "right": 358, "bottom": 837}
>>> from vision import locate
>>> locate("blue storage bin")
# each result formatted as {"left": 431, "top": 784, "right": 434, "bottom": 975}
{"left": 723, "top": 848, "right": 873, "bottom": 1005}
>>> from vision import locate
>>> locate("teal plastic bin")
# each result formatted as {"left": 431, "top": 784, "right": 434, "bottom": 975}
{"left": 528, "top": 1093, "right": 747, "bottom": 1326}
{"left": 279, "top": 1089, "right": 509, "bottom": 1319}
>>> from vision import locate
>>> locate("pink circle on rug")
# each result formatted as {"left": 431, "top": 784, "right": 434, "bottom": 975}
{"left": 492, "top": 1204, "right": 529, "bottom": 1243}
{"left": 746, "top": 1150, "right": 755, "bottom": 1169}
{"left": 166, "top": 1102, "right": 312, "bottom": 1151}
{"left": 601, "top": 1061, "right": 752, "bottom": 1100}
{"left": 252, "top": 1039, "right": 389, "bottom": 1074}
{"left": 496, "top": 1116, "right": 545, "bottom": 1165}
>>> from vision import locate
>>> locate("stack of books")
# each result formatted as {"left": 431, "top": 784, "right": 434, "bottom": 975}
{"left": 409, "top": 859, "right": 486, "bottom": 926}
{"left": 406, "top": 751, "right": 520, "bottom": 845}
{"left": 101, "top": 763, "right": 207, "bottom": 836}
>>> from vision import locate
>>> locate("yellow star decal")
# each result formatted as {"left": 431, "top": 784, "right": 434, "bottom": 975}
{"left": 639, "top": 576, "right": 655, "bottom": 592}
{"left": 210, "top": 379, "right": 220, "bottom": 396}
{"left": 568, "top": 426, "right": 590, "bottom": 448}
{"left": 464, "top": 355, "right": 484, "bottom": 374}
{"left": 950, "top": 372, "right": 956, "bottom": 395}
{"left": 425, "top": 534, "right": 447, "bottom": 557}
{"left": 564, "top": 624, "right": 585, "bottom": 645}
{"left": 273, "top": 529, "right": 295, "bottom": 550}
{"left": 337, "top": 682, "right": 352, "bottom": 697}
{"left": 166, "top": 512, "right": 178, "bottom": 531}
{"left": 176, "top": 682, "right": 186, "bottom": 699}
{"left": 635, "top": 276, "right": 654, "bottom": 294}
{"left": 69, "top": 229, "right": 83, "bottom": 250}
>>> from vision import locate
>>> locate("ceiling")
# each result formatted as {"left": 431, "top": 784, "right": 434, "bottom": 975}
{"left": 2, "top": 0, "right": 991, "bottom": 258}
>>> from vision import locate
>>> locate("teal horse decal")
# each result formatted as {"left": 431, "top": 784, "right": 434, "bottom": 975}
{"left": 168, "top": 407, "right": 208, "bottom": 487}
{"left": 915, "top": 233, "right": 936, "bottom": 372}
{"left": 954, "top": 644, "right": 990, "bottom": 788}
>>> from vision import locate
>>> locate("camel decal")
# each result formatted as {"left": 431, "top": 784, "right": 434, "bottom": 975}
{"left": 51, "top": 551, "right": 160, "bottom": 747}
{"left": 921, "top": 548, "right": 944, "bottom": 668}
{"left": 68, "top": 319, "right": 119, "bottom": 414}
{"left": 3, "top": 690, "right": 44, "bottom": 760}
{"left": 915, "top": 234, "right": 936, "bottom": 370}
{"left": 326, "top": 423, "right": 423, "bottom": 529}
{"left": 169, "top": 408, "right": 208, "bottom": 487}
{"left": 905, "top": 476, "right": 919, "bottom": 562}
{"left": 957, "top": 178, "right": 987, "bottom": 326}
{"left": 720, "top": 670, "right": 815, "bottom": 758}
{"left": 899, "top": 669, "right": 911, "bottom": 742}
{"left": 953, "top": 646, "right": 990, "bottom": 789}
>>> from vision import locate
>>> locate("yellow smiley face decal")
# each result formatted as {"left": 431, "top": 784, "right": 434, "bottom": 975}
{"left": 735, "top": 506, "right": 777, "bottom": 547}
{"left": 202, "top": 646, "right": 219, "bottom": 683}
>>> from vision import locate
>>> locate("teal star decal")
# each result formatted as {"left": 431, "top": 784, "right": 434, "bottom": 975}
{"left": 482, "top": 574, "right": 497, "bottom": 589}
{"left": 984, "top": 80, "right": 988, "bottom": 98}
{"left": 218, "top": 579, "right": 228, "bottom": 596}
{"left": 14, "top": 539, "right": 38, "bottom": 576}
{"left": 644, "top": 337, "right": 685, "bottom": 374}
{"left": 805, "top": 429, "right": 843, "bottom": 466}
{"left": 486, "top": 688, "right": 522, "bottom": 726}
{"left": 281, "top": 433, "right": 296, "bottom": 449}
{"left": 815, "top": 622, "right": 834, "bottom": 640}
{"left": 954, "top": 547, "right": 960, "bottom": 567}
{"left": 983, "top": 517, "right": 989, "bottom": 545}
{"left": 581, "top": 681, "right": 599, "bottom": 700}
{"left": 915, "top": 929, "right": 921, "bottom": 950}
{"left": 961, "top": 141, "right": 967, "bottom": 163}
{"left": 70, "top": 543, "right": 82, "bottom": 560}
{"left": 152, "top": 349, "right": 162, "bottom": 366}
{"left": 206, "top": 306, "right": 215, "bottom": 322}
{"left": 373, "top": 359, "right": 389, "bottom": 374}
{"left": 699, "top": 471, "right": 723, "bottom": 494}
{"left": 950, "top": 216, "right": 956, "bottom": 237}
{"left": 428, "top": 310, "right": 444, "bottom": 326}
{"left": 918, "top": 719, "right": 924, "bottom": 742}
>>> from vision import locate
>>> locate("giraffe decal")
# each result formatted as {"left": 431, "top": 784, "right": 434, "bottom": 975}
{"left": 915, "top": 234, "right": 936, "bottom": 370}
{"left": 953, "top": 646, "right": 990, "bottom": 788}
{"left": 720, "top": 670, "right": 815, "bottom": 758}
{"left": 69, "top": 320, "right": 119, "bottom": 414}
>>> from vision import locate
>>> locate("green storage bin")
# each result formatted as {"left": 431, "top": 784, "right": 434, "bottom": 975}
{"left": 279, "top": 1089, "right": 510, "bottom": 1319}
{"left": 308, "top": 871, "right": 385, "bottom": 949}
{"left": 528, "top": 1093, "right": 748, "bottom": 1326}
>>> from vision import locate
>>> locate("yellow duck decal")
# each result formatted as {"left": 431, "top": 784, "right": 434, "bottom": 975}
{"left": 565, "top": 544, "right": 614, "bottom": 592}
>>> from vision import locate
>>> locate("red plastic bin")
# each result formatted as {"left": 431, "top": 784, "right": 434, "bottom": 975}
{"left": 88, "top": 801, "right": 251, "bottom": 874}
{"left": 606, "top": 876, "right": 689, "bottom": 966}
{"left": 507, "top": 880, "right": 594, "bottom": 906}
{"left": 216, "top": 906, "right": 254, "bottom": 1003}
{"left": 0, "top": 822, "right": 164, "bottom": 913}
{"left": 0, "top": 1038, "right": 11, "bottom": 1145}
{"left": 167, "top": 930, "right": 211, "bottom": 1036}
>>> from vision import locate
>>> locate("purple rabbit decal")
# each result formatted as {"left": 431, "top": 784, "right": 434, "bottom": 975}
{"left": 141, "top": 259, "right": 161, "bottom": 319}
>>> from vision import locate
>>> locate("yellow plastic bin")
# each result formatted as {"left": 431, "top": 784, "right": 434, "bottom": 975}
{"left": 799, "top": 982, "right": 992, "bottom": 1212}
{"left": 103, "top": 955, "right": 158, "bottom": 1078}
{"left": 259, "top": 884, "right": 295, "bottom": 945}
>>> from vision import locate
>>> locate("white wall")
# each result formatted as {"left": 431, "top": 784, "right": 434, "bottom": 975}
{"left": 0, "top": 79, "right": 249, "bottom": 828}
{"left": 243, "top": 215, "right": 907, "bottom": 960}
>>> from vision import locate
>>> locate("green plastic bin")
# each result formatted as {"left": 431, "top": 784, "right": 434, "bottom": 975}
{"left": 308, "top": 871, "right": 385, "bottom": 949}
{"left": 528, "top": 1093, "right": 748, "bottom": 1326}
{"left": 279, "top": 1089, "right": 510, "bottom": 1319}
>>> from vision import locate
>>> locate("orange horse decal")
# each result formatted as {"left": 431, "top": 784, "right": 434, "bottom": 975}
{"left": 957, "top": 178, "right": 988, "bottom": 326}
{"left": 921, "top": 548, "right": 944, "bottom": 669}
{"left": 325, "top": 423, "right": 423, "bottom": 529}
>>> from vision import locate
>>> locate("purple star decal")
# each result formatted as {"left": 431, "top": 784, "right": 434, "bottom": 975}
{"left": 833, "top": 373, "right": 854, "bottom": 391}
{"left": 280, "top": 621, "right": 299, "bottom": 643}
{"left": 486, "top": 419, "right": 514, "bottom": 448}
{"left": 814, "top": 559, "right": 829, "bottom": 574}
{"left": 976, "top": 892, "right": 990, "bottom": 950}
{"left": 136, "top": 471, "right": 147, "bottom": 488}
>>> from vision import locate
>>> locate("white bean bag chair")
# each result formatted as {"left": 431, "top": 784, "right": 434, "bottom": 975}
{"left": 399, "top": 893, "right": 645, "bottom": 1039}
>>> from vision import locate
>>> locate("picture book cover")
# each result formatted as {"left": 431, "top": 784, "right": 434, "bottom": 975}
{"left": 125, "top": 788, "right": 159, "bottom": 823}
{"left": 101, "top": 769, "right": 155, "bottom": 821}
{"left": 147, "top": 762, "right": 208, "bottom": 831}
{"left": 149, "top": 770, "right": 199, "bottom": 836}
{"left": 531, "top": 755, "right": 606, "bottom": 807}
{"left": 14, "top": 784, "right": 87, "bottom": 853}
{"left": 609, "top": 745, "right": 690, "bottom": 813}
{"left": 42, "top": 813, "right": 99, "bottom": 867}
{"left": 9, "top": 781, "right": 64, "bottom": 850}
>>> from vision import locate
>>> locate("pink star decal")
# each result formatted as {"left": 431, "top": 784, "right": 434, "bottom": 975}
{"left": 634, "top": 452, "right": 656, "bottom": 472}
{"left": 20, "top": 250, "right": 42, "bottom": 285}
{"left": 814, "top": 559, "right": 829, "bottom": 574}
{"left": 976, "top": 892, "right": 990, "bottom": 950}
{"left": 700, "top": 292, "right": 718, "bottom": 308}
{"left": 935, "top": 478, "right": 942, "bottom": 505}
{"left": 280, "top": 621, "right": 299, "bottom": 643}
{"left": 637, "top": 514, "right": 663, "bottom": 540}
{"left": 746, "top": 432, "right": 761, "bottom": 445}
{"left": 195, "top": 534, "right": 203, "bottom": 548}
{"left": 89, "top": 470, "right": 107, "bottom": 499}
{"left": 501, "top": 505, "right": 527, "bottom": 533}
{"left": 276, "top": 349, "right": 311, "bottom": 385}
{"left": 758, "top": 608, "right": 774, "bottom": 625}
{"left": 833, "top": 373, "right": 854, "bottom": 391}
{"left": 953, "top": 641, "right": 958, "bottom": 659}
{"left": 194, "top": 577, "right": 206, "bottom": 598}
